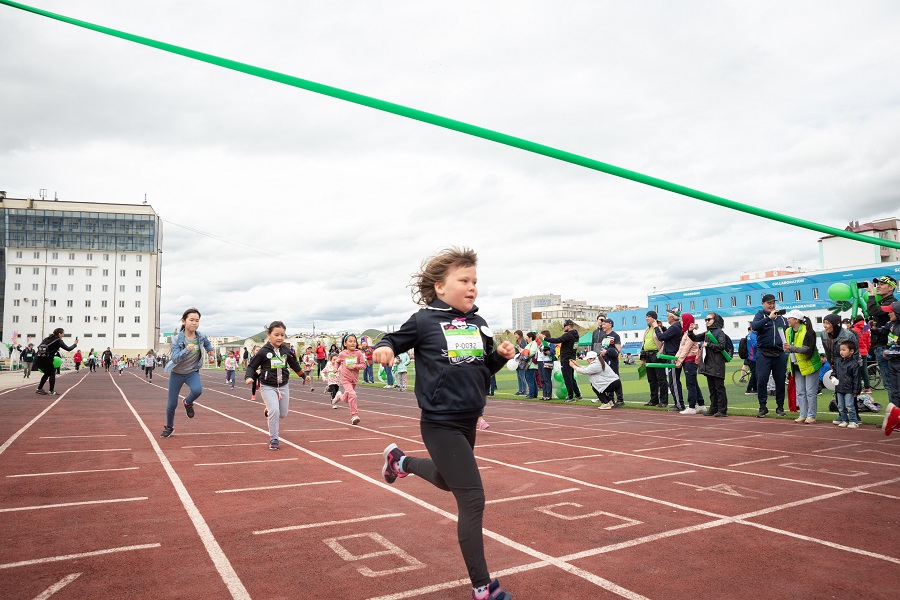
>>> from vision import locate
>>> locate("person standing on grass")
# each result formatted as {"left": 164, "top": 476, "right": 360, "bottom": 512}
{"left": 751, "top": 293, "right": 789, "bottom": 418}
{"left": 160, "top": 308, "right": 215, "bottom": 438}
{"left": 851, "top": 315, "right": 872, "bottom": 392}
{"left": 523, "top": 332, "right": 540, "bottom": 399}
{"left": 675, "top": 313, "right": 705, "bottom": 414}
{"left": 655, "top": 309, "right": 685, "bottom": 412}
{"left": 688, "top": 312, "right": 729, "bottom": 417}
{"left": 244, "top": 321, "right": 305, "bottom": 450}
{"left": 513, "top": 330, "right": 528, "bottom": 396}
{"left": 865, "top": 276, "right": 897, "bottom": 400}
{"left": 873, "top": 301, "right": 900, "bottom": 409}
{"left": 334, "top": 334, "right": 367, "bottom": 425}
{"left": 783, "top": 310, "right": 821, "bottom": 424}
{"left": 315, "top": 341, "right": 327, "bottom": 376}
{"left": 541, "top": 320, "right": 582, "bottom": 402}
{"left": 34, "top": 329, "right": 77, "bottom": 396}
{"left": 375, "top": 247, "right": 515, "bottom": 600}
{"left": 394, "top": 351, "right": 411, "bottom": 391}
{"left": 640, "top": 311, "right": 667, "bottom": 408}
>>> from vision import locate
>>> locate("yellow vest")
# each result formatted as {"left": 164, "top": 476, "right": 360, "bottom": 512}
{"left": 787, "top": 324, "right": 821, "bottom": 376}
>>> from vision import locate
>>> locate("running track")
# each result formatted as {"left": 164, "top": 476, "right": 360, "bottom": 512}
{"left": 1, "top": 369, "right": 899, "bottom": 599}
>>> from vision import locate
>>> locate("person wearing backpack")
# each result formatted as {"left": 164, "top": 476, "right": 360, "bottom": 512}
{"left": 738, "top": 326, "right": 758, "bottom": 395}
{"left": 688, "top": 312, "right": 729, "bottom": 417}
{"left": 35, "top": 328, "right": 77, "bottom": 396}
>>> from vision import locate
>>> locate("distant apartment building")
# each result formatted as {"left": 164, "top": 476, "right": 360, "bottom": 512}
{"left": 530, "top": 300, "right": 615, "bottom": 331}
{"left": 818, "top": 217, "right": 900, "bottom": 268}
{"left": 511, "top": 294, "right": 560, "bottom": 331}
{"left": 1, "top": 193, "right": 162, "bottom": 353}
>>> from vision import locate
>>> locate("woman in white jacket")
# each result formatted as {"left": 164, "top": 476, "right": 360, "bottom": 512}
{"left": 570, "top": 351, "right": 622, "bottom": 410}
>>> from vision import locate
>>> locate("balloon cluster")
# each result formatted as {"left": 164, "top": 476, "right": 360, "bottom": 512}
{"left": 826, "top": 282, "right": 869, "bottom": 320}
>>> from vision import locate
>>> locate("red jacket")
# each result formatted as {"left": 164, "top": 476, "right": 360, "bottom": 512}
{"left": 852, "top": 321, "right": 871, "bottom": 357}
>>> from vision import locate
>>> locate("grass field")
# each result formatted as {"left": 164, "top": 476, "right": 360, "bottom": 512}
{"left": 354, "top": 359, "right": 892, "bottom": 426}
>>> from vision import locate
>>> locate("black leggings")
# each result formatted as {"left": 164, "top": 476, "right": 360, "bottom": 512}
{"left": 37, "top": 362, "right": 56, "bottom": 392}
{"left": 328, "top": 384, "right": 339, "bottom": 399}
{"left": 591, "top": 380, "right": 622, "bottom": 403}
{"left": 404, "top": 417, "right": 489, "bottom": 588}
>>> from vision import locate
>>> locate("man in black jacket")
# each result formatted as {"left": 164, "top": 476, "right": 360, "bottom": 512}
{"left": 751, "top": 294, "right": 789, "bottom": 417}
{"left": 541, "top": 320, "right": 581, "bottom": 402}
{"left": 866, "top": 275, "right": 897, "bottom": 400}
{"left": 655, "top": 309, "right": 685, "bottom": 412}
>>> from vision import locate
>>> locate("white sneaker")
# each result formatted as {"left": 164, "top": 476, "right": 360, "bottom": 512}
{"left": 351, "top": 415, "right": 361, "bottom": 425}
{"left": 838, "top": 421, "right": 848, "bottom": 428}
{"left": 805, "top": 417, "right": 816, "bottom": 424}
{"left": 680, "top": 407, "right": 697, "bottom": 415}
{"left": 383, "top": 385, "right": 393, "bottom": 389}
{"left": 590, "top": 398, "right": 600, "bottom": 403}
{"left": 847, "top": 422, "right": 859, "bottom": 429}
{"left": 795, "top": 416, "right": 806, "bottom": 423}
{"left": 598, "top": 402, "right": 614, "bottom": 410}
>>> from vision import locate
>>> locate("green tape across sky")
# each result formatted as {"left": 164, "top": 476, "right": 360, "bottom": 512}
{"left": 4, "top": 0, "right": 899, "bottom": 251}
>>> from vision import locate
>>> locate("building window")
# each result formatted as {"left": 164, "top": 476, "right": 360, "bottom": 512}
{"left": 135, "top": 301, "right": 141, "bottom": 308}
{"left": 621, "top": 317, "right": 626, "bottom": 326}
{"left": 86, "top": 253, "right": 93, "bottom": 260}
{"left": 118, "top": 316, "right": 125, "bottom": 323}
{"left": 31, "top": 299, "right": 37, "bottom": 307}
{"left": 34, "top": 251, "right": 40, "bottom": 259}
{"left": 50, "top": 300, "right": 57, "bottom": 307}
{"left": 703, "top": 299, "right": 709, "bottom": 309}
{"left": 84, "top": 333, "right": 92, "bottom": 337}
{"left": 119, "top": 285, "right": 125, "bottom": 293}
{"left": 68, "top": 268, "right": 74, "bottom": 276}
{"left": 816, "top": 316, "right": 823, "bottom": 324}
{"left": 101, "top": 300, "right": 108, "bottom": 308}
{"left": 731, "top": 296, "right": 737, "bottom": 307}
{"left": 136, "top": 270, "right": 141, "bottom": 277}
{"left": 33, "top": 268, "right": 40, "bottom": 275}
{"left": 134, "top": 316, "right": 140, "bottom": 323}
{"left": 67, "top": 300, "right": 73, "bottom": 307}
{"left": 795, "top": 290, "right": 802, "bottom": 300}
{"left": 15, "top": 251, "right": 22, "bottom": 258}
{"left": 85, "top": 285, "right": 92, "bottom": 292}
{"left": 101, "top": 316, "right": 107, "bottom": 323}
{"left": 85, "top": 300, "right": 91, "bottom": 308}
{"left": 33, "top": 316, "right": 39, "bottom": 323}
{"left": 131, "top": 333, "right": 140, "bottom": 337}
{"left": 777, "top": 292, "right": 784, "bottom": 302}
{"left": 813, "top": 288, "right": 819, "bottom": 299}
{"left": 67, "top": 284, "right": 74, "bottom": 292}
{"left": 12, "top": 316, "right": 18, "bottom": 323}
{"left": 689, "top": 301, "right": 695, "bottom": 311}
{"left": 13, "top": 300, "right": 19, "bottom": 307}
{"left": 121, "top": 255, "right": 126, "bottom": 262}
{"left": 52, "top": 252, "right": 59, "bottom": 259}
{"left": 50, "top": 284, "right": 57, "bottom": 292}
{"left": 51, "top": 268, "right": 58, "bottom": 275}
{"left": 86, "top": 269, "right": 92, "bottom": 276}
{"left": 118, "top": 333, "right": 127, "bottom": 338}
{"left": 746, "top": 295, "right": 752, "bottom": 306}
{"left": 119, "top": 269, "right": 126, "bottom": 277}
{"left": 32, "top": 283, "right": 39, "bottom": 291}
{"left": 136, "top": 255, "right": 142, "bottom": 262}
{"left": 69, "top": 253, "right": 75, "bottom": 260}
{"left": 13, "top": 283, "right": 20, "bottom": 291}
{"left": 632, "top": 316, "right": 637, "bottom": 325}
{"left": 119, "top": 301, "right": 125, "bottom": 308}
{"left": 102, "top": 269, "right": 109, "bottom": 276}
{"left": 98, "top": 333, "right": 106, "bottom": 337}
{"left": 135, "top": 285, "right": 141, "bottom": 293}
{"left": 85, "top": 316, "right": 91, "bottom": 323}
{"left": 102, "top": 285, "right": 108, "bottom": 292}
{"left": 49, "top": 316, "right": 55, "bottom": 323}
{"left": 103, "top": 254, "right": 110, "bottom": 261}
{"left": 14, "top": 267, "right": 21, "bottom": 274}
{"left": 66, "top": 316, "right": 73, "bottom": 323}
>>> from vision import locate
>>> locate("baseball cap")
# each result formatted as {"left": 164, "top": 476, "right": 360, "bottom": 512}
{"left": 667, "top": 308, "right": 681, "bottom": 318}
{"left": 646, "top": 310, "right": 658, "bottom": 320}
{"left": 874, "top": 275, "right": 898, "bottom": 289}
{"left": 563, "top": 319, "right": 577, "bottom": 327}
{"left": 600, "top": 318, "right": 614, "bottom": 325}
{"left": 585, "top": 351, "right": 598, "bottom": 360}
{"left": 761, "top": 293, "right": 776, "bottom": 303}
{"left": 786, "top": 309, "right": 804, "bottom": 320}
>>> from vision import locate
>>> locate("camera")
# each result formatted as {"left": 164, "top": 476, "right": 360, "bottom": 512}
{"left": 857, "top": 282, "right": 869, "bottom": 289}
{"left": 774, "top": 309, "right": 787, "bottom": 315}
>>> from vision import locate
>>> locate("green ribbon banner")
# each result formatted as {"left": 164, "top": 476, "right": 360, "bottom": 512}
{"left": 4, "top": 0, "right": 899, "bottom": 250}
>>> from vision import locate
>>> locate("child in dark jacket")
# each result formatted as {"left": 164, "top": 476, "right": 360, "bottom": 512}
{"left": 831, "top": 339, "right": 861, "bottom": 428}
{"left": 374, "top": 247, "right": 515, "bottom": 600}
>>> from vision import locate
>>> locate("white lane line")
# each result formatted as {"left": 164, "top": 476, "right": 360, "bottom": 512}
{"left": 812, "top": 443, "right": 861, "bottom": 453}
{"left": 26, "top": 448, "right": 132, "bottom": 455}
{"left": 855, "top": 489, "right": 900, "bottom": 500}
{"left": 343, "top": 449, "right": 429, "bottom": 458}
{"left": 195, "top": 458, "right": 299, "bottom": 466}
{"left": 486, "top": 488, "right": 580, "bottom": 505}
{"left": 182, "top": 443, "right": 262, "bottom": 449}
{"left": 40, "top": 434, "right": 127, "bottom": 439}
{"left": 715, "top": 434, "right": 763, "bottom": 442}
{"left": 174, "top": 431, "right": 246, "bottom": 436}
{"left": 525, "top": 453, "right": 605, "bottom": 465}
{"left": 472, "top": 442, "right": 532, "bottom": 448}
{"left": 308, "top": 437, "right": 383, "bottom": 443}
{"left": 7, "top": 467, "right": 139, "bottom": 478}
{"left": 0, "top": 543, "right": 160, "bottom": 570}
{"left": 32, "top": 572, "right": 81, "bottom": 599}
{"left": 740, "top": 520, "right": 900, "bottom": 565}
{"left": 614, "top": 470, "right": 697, "bottom": 485}
{"left": 110, "top": 378, "right": 250, "bottom": 599}
{"left": 253, "top": 512, "right": 405, "bottom": 535}
{"left": 216, "top": 480, "right": 342, "bottom": 494}
{"left": 728, "top": 455, "right": 790, "bottom": 467}
{"left": 0, "top": 497, "right": 147, "bottom": 513}
{"left": 0, "top": 376, "right": 87, "bottom": 457}
{"left": 560, "top": 434, "right": 619, "bottom": 441}
{"left": 633, "top": 443, "right": 692, "bottom": 453}
{"left": 281, "top": 428, "right": 347, "bottom": 432}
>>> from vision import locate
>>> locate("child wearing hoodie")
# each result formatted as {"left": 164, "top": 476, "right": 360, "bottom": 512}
{"left": 831, "top": 339, "right": 861, "bottom": 428}
{"left": 334, "top": 334, "right": 367, "bottom": 425}
{"left": 322, "top": 354, "right": 341, "bottom": 403}
{"left": 688, "top": 312, "right": 729, "bottom": 417}
{"left": 570, "top": 351, "right": 622, "bottom": 410}
{"left": 675, "top": 313, "right": 705, "bottom": 414}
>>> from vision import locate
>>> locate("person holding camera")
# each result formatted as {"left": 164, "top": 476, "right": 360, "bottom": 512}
{"left": 865, "top": 276, "right": 897, "bottom": 400}
{"left": 751, "top": 293, "right": 789, "bottom": 417}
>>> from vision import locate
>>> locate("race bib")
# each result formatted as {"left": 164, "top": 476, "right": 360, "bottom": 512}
{"left": 344, "top": 357, "right": 357, "bottom": 367}
{"left": 444, "top": 327, "right": 484, "bottom": 358}
{"left": 271, "top": 355, "right": 286, "bottom": 369}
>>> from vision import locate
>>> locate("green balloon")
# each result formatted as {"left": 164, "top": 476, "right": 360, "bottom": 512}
{"left": 827, "top": 283, "right": 852, "bottom": 302}
{"left": 53, "top": 356, "right": 62, "bottom": 368}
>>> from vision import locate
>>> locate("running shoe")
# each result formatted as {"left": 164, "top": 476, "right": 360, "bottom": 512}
{"left": 598, "top": 402, "right": 614, "bottom": 410}
{"left": 883, "top": 404, "right": 900, "bottom": 436}
{"left": 331, "top": 396, "right": 339, "bottom": 409}
{"left": 382, "top": 443, "right": 407, "bottom": 484}
{"left": 680, "top": 407, "right": 697, "bottom": 415}
{"left": 269, "top": 439, "right": 280, "bottom": 450}
{"left": 184, "top": 402, "right": 195, "bottom": 418}
{"left": 847, "top": 422, "right": 859, "bottom": 429}
{"left": 264, "top": 408, "right": 269, "bottom": 418}
{"left": 35, "top": 389, "right": 48, "bottom": 395}
{"left": 351, "top": 415, "right": 361, "bottom": 425}
{"left": 478, "top": 419, "right": 490, "bottom": 430}
{"left": 473, "top": 579, "right": 512, "bottom": 600}
{"left": 160, "top": 426, "right": 174, "bottom": 438}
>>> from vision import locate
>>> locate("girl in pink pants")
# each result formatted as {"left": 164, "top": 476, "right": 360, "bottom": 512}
{"left": 335, "top": 334, "right": 367, "bottom": 425}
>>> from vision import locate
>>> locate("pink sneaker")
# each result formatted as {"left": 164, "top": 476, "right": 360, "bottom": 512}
{"left": 478, "top": 419, "right": 490, "bottom": 430}
{"left": 382, "top": 443, "right": 408, "bottom": 484}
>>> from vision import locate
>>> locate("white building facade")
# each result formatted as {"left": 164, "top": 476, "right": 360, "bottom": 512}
{"left": 1, "top": 194, "right": 162, "bottom": 354}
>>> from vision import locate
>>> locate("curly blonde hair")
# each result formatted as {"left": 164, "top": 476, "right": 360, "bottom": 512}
{"left": 411, "top": 247, "right": 477, "bottom": 305}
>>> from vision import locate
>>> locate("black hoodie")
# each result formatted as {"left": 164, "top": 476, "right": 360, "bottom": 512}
{"left": 375, "top": 299, "right": 506, "bottom": 421}
{"left": 244, "top": 342, "right": 303, "bottom": 388}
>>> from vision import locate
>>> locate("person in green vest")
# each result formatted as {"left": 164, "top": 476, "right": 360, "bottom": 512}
{"left": 783, "top": 309, "right": 822, "bottom": 424}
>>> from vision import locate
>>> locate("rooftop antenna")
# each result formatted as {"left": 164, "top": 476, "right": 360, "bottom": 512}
{"left": 143, "top": 193, "right": 148, "bottom": 205}
{"left": 39, "top": 188, "right": 47, "bottom": 200}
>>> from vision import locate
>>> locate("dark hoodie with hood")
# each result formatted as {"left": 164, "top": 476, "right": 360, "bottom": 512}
{"left": 873, "top": 301, "right": 900, "bottom": 361}
{"left": 688, "top": 313, "right": 728, "bottom": 378}
{"left": 821, "top": 314, "right": 859, "bottom": 364}
{"left": 374, "top": 299, "right": 507, "bottom": 422}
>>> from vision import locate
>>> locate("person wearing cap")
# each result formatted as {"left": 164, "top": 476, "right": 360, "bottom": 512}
{"left": 782, "top": 309, "right": 822, "bottom": 424}
{"left": 591, "top": 315, "right": 623, "bottom": 405}
{"left": 655, "top": 309, "right": 685, "bottom": 412}
{"left": 640, "top": 311, "right": 668, "bottom": 408}
{"left": 751, "top": 293, "right": 789, "bottom": 417}
{"left": 21, "top": 343, "right": 36, "bottom": 378}
{"left": 540, "top": 320, "right": 582, "bottom": 402}
{"left": 871, "top": 300, "right": 900, "bottom": 409}
{"left": 865, "top": 275, "right": 897, "bottom": 400}
{"left": 570, "top": 351, "right": 621, "bottom": 410}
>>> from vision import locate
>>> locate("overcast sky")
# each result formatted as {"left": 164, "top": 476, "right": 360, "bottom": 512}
{"left": 2, "top": 1, "right": 899, "bottom": 337}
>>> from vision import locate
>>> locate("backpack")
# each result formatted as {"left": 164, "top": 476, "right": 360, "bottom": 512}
{"left": 35, "top": 342, "right": 50, "bottom": 358}
{"left": 738, "top": 337, "right": 748, "bottom": 360}
{"left": 721, "top": 333, "right": 734, "bottom": 358}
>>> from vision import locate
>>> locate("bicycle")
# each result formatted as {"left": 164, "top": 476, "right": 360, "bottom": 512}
{"left": 731, "top": 366, "right": 752, "bottom": 387}
{"left": 867, "top": 362, "right": 883, "bottom": 390}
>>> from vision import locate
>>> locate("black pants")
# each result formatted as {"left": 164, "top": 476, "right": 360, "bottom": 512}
{"left": 317, "top": 358, "right": 327, "bottom": 376}
{"left": 644, "top": 353, "right": 668, "bottom": 405}
{"left": 706, "top": 375, "right": 727, "bottom": 415}
{"left": 328, "top": 384, "right": 339, "bottom": 399}
{"left": 560, "top": 361, "right": 581, "bottom": 399}
{"left": 591, "top": 380, "right": 623, "bottom": 403}
{"left": 37, "top": 360, "right": 55, "bottom": 392}
{"left": 756, "top": 351, "right": 787, "bottom": 410}
{"left": 145, "top": 366, "right": 153, "bottom": 379}
{"left": 745, "top": 360, "right": 757, "bottom": 393}
{"left": 665, "top": 363, "right": 684, "bottom": 410}
{"left": 74, "top": 362, "right": 81, "bottom": 371}
{"left": 607, "top": 360, "right": 624, "bottom": 402}
{"left": 404, "top": 418, "right": 489, "bottom": 588}
{"left": 104, "top": 359, "right": 111, "bottom": 372}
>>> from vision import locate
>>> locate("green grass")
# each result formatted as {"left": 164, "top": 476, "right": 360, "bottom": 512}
{"left": 359, "top": 360, "right": 891, "bottom": 426}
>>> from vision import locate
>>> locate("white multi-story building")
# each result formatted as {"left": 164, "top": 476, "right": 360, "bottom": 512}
{"left": 1, "top": 193, "right": 162, "bottom": 354}
{"left": 818, "top": 217, "right": 900, "bottom": 268}
{"left": 511, "top": 294, "right": 560, "bottom": 332}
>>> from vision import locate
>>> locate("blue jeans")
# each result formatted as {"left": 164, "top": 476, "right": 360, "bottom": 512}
{"left": 683, "top": 361, "right": 704, "bottom": 408}
{"left": 874, "top": 346, "right": 896, "bottom": 401}
{"left": 166, "top": 370, "right": 202, "bottom": 429}
{"left": 836, "top": 392, "right": 859, "bottom": 423}
{"left": 489, "top": 374, "right": 497, "bottom": 395}
{"left": 885, "top": 357, "right": 900, "bottom": 407}
{"left": 756, "top": 351, "right": 787, "bottom": 410}
{"left": 363, "top": 363, "right": 374, "bottom": 383}
{"left": 516, "top": 369, "right": 527, "bottom": 394}
{"left": 383, "top": 365, "right": 394, "bottom": 386}
{"left": 524, "top": 369, "right": 537, "bottom": 398}
{"left": 541, "top": 366, "right": 553, "bottom": 397}
{"left": 793, "top": 367, "right": 820, "bottom": 418}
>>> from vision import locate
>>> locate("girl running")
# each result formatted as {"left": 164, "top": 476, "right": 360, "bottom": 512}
{"left": 301, "top": 346, "right": 317, "bottom": 391}
{"left": 144, "top": 350, "right": 155, "bottom": 381}
{"left": 248, "top": 345, "right": 261, "bottom": 401}
{"left": 322, "top": 354, "right": 341, "bottom": 404}
{"left": 244, "top": 321, "right": 305, "bottom": 450}
{"left": 161, "top": 308, "right": 215, "bottom": 438}
{"left": 224, "top": 353, "right": 237, "bottom": 388}
{"left": 334, "top": 334, "right": 366, "bottom": 425}
{"left": 375, "top": 246, "right": 515, "bottom": 600}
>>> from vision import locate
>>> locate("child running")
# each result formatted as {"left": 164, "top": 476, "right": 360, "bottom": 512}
{"left": 161, "top": 308, "right": 215, "bottom": 438}
{"left": 301, "top": 346, "right": 317, "bottom": 391}
{"left": 248, "top": 345, "right": 261, "bottom": 401}
{"left": 244, "top": 321, "right": 305, "bottom": 450}
{"left": 334, "top": 334, "right": 367, "bottom": 425}
{"left": 570, "top": 350, "right": 622, "bottom": 410}
{"left": 143, "top": 350, "right": 155, "bottom": 381}
{"left": 375, "top": 247, "right": 515, "bottom": 600}
{"left": 321, "top": 354, "right": 341, "bottom": 404}
{"left": 224, "top": 353, "right": 237, "bottom": 388}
